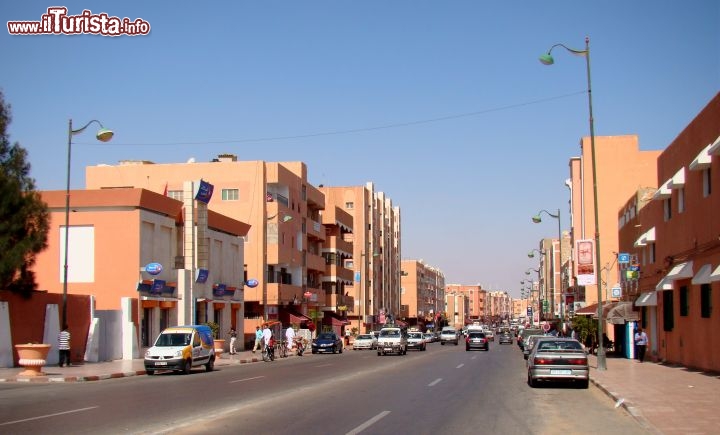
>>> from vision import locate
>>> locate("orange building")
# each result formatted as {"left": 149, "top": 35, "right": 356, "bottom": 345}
{"left": 401, "top": 260, "right": 445, "bottom": 330}
{"left": 619, "top": 93, "right": 720, "bottom": 371}
{"left": 445, "top": 284, "right": 485, "bottom": 322}
{"left": 567, "top": 135, "right": 662, "bottom": 310}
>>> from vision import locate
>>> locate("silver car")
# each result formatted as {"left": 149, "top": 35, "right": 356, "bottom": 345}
{"left": 353, "top": 333, "right": 377, "bottom": 350}
{"left": 527, "top": 337, "right": 589, "bottom": 388}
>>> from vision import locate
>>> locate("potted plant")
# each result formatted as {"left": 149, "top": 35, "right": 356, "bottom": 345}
{"left": 15, "top": 342, "right": 52, "bottom": 376}
{"left": 204, "top": 322, "right": 225, "bottom": 356}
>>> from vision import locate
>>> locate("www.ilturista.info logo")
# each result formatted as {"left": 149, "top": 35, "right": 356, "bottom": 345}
{"left": 7, "top": 7, "right": 151, "bottom": 36}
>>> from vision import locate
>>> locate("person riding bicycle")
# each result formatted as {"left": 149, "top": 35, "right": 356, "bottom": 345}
{"left": 262, "top": 324, "right": 274, "bottom": 357}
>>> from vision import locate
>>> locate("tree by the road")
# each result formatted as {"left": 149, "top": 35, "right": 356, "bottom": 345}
{"left": 0, "top": 89, "right": 49, "bottom": 297}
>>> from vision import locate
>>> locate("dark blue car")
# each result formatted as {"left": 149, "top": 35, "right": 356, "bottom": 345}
{"left": 311, "top": 332, "right": 343, "bottom": 354}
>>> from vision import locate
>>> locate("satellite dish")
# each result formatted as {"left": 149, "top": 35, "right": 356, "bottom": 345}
{"left": 187, "top": 157, "right": 196, "bottom": 163}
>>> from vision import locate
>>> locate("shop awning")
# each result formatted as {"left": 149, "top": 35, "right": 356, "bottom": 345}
{"left": 606, "top": 302, "right": 639, "bottom": 324}
{"left": 692, "top": 264, "right": 713, "bottom": 285}
{"left": 635, "top": 292, "right": 657, "bottom": 307}
{"left": 325, "top": 312, "right": 350, "bottom": 326}
{"left": 712, "top": 264, "right": 720, "bottom": 282}
{"left": 656, "top": 261, "right": 694, "bottom": 290}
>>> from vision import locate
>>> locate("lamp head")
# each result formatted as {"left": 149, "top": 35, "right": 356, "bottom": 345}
{"left": 525, "top": 271, "right": 531, "bottom": 275}
{"left": 527, "top": 251, "right": 535, "bottom": 258}
{"left": 532, "top": 215, "right": 542, "bottom": 223}
{"left": 281, "top": 215, "right": 293, "bottom": 223}
{"left": 539, "top": 53, "right": 554, "bottom": 65}
{"left": 96, "top": 128, "right": 114, "bottom": 142}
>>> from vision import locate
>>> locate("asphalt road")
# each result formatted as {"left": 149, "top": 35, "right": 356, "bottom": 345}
{"left": 0, "top": 340, "right": 648, "bottom": 434}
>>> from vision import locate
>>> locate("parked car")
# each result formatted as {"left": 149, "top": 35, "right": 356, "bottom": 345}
{"left": 311, "top": 332, "right": 343, "bottom": 354}
{"left": 144, "top": 325, "right": 215, "bottom": 375}
{"left": 352, "top": 333, "right": 377, "bottom": 350}
{"left": 407, "top": 331, "right": 427, "bottom": 351}
{"left": 498, "top": 332, "right": 514, "bottom": 345}
{"left": 523, "top": 335, "right": 546, "bottom": 360}
{"left": 465, "top": 331, "right": 489, "bottom": 351}
{"left": 527, "top": 337, "right": 589, "bottom": 388}
{"left": 440, "top": 327, "right": 459, "bottom": 345}
{"left": 518, "top": 328, "right": 543, "bottom": 350}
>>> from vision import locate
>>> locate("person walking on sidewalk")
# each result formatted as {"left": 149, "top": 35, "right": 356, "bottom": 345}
{"left": 285, "top": 325, "right": 296, "bottom": 353}
{"left": 58, "top": 324, "right": 71, "bottom": 367}
{"left": 228, "top": 328, "right": 238, "bottom": 355}
{"left": 252, "top": 326, "right": 263, "bottom": 353}
{"left": 634, "top": 327, "right": 649, "bottom": 362}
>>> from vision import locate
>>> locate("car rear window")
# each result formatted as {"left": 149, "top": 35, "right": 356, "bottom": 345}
{"left": 537, "top": 340, "right": 584, "bottom": 351}
{"left": 468, "top": 332, "right": 485, "bottom": 338}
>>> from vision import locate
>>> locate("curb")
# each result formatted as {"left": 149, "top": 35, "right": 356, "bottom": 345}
{"left": 590, "top": 377, "right": 659, "bottom": 434}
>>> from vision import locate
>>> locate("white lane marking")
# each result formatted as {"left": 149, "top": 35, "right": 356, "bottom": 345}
{"left": 346, "top": 410, "right": 391, "bottom": 435}
{"left": 456, "top": 363, "right": 464, "bottom": 369}
{"left": 0, "top": 406, "right": 98, "bottom": 426}
{"left": 229, "top": 376, "right": 265, "bottom": 384}
{"left": 314, "top": 364, "right": 333, "bottom": 368}
{"left": 428, "top": 378, "right": 442, "bottom": 387}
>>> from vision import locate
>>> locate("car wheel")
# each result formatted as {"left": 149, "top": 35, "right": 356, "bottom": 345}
{"left": 528, "top": 372, "right": 538, "bottom": 388}
{"left": 339, "top": 346, "right": 343, "bottom": 354}
{"left": 146, "top": 369, "right": 154, "bottom": 376}
{"left": 312, "top": 350, "right": 317, "bottom": 354}
{"left": 205, "top": 356, "right": 215, "bottom": 372}
{"left": 578, "top": 379, "right": 589, "bottom": 389}
{"left": 454, "top": 341, "right": 458, "bottom": 346}
{"left": 466, "top": 346, "right": 470, "bottom": 351}
{"left": 182, "top": 359, "right": 192, "bottom": 375}
{"left": 441, "top": 342, "right": 445, "bottom": 346}
{"left": 377, "top": 352, "right": 382, "bottom": 356}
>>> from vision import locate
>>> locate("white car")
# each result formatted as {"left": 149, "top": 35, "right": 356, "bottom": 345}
{"left": 353, "top": 334, "right": 378, "bottom": 350}
{"left": 407, "top": 331, "right": 427, "bottom": 351}
{"left": 440, "top": 327, "right": 459, "bottom": 345}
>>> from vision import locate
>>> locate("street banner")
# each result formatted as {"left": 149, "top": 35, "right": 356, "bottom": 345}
{"left": 575, "top": 239, "right": 596, "bottom": 285}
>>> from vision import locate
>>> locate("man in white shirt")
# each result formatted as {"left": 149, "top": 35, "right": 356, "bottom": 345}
{"left": 285, "top": 326, "right": 296, "bottom": 352}
{"left": 262, "top": 324, "right": 273, "bottom": 347}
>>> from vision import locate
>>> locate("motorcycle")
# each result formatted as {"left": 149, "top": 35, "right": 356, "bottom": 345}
{"left": 295, "top": 337, "right": 307, "bottom": 356}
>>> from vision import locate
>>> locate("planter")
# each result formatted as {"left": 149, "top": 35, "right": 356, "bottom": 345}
{"left": 213, "top": 339, "right": 225, "bottom": 357}
{"left": 15, "top": 344, "right": 51, "bottom": 377}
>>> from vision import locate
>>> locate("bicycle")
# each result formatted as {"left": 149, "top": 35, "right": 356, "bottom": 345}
{"left": 262, "top": 341, "right": 275, "bottom": 362}
{"left": 277, "top": 339, "right": 288, "bottom": 358}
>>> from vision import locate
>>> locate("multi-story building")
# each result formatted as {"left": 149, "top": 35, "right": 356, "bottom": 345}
{"left": 618, "top": 93, "right": 720, "bottom": 371}
{"left": 444, "top": 291, "right": 468, "bottom": 329}
{"left": 86, "top": 155, "right": 351, "bottom": 343}
{"left": 567, "top": 135, "right": 662, "bottom": 311}
{"left": 321, "top": 183, "right": 401, "bottom": 332}
{"left": 400, "top": 260, "right": 445, "bottom": 329}
{"left": 444, "top": 284, "right": 485, "bottom": 322}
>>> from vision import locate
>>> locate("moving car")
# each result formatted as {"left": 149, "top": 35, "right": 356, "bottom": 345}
{"left": 407, "top": 331, "right": 427, "bottom": 351}
{"left": 440, "top": 327, "right": 459, "bottom": 345}
{"left": 377, "top": 325, "right": 408, "bottom": 356}
{"left": 311, "top": 332, "right": 343, "bottom": 354}
{"left": 527, "top": 337, "right": 589, "bottom": 388}
{"left": 498, "top": 332, "right": 514, "bottom": 345}
{"left": 423, "top": 332, "right": 437, "bottom": 343}
{"left": 144, "top": 325, "right": 215, "bottom": 375}
{"left": 465, "top": 331, "right": 489, "bottom": 351}
{"left": 352, "top": 333, "right": 377, "bottom": 350}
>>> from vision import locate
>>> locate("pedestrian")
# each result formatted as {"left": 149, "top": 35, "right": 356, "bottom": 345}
{"left": 634, "top": 327, "right": 649, "bottom": 362}
{"left": 285, "top": 325, "right": 296, "bottom": 352}
{"left": 252, "top": 325, "right": 263, "bottom": 353}
{"left": 228, "top": 327, "right": 238, "bottom": 355}
{"left": 58, "top": 324, "right": 71, "bottom": 367}
{"left": 262, "top": 324, "right": 273, "bottom": 351}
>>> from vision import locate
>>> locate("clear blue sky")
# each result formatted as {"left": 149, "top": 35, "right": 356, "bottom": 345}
{"left": 3, "top": 1, "right": 719, "bottom": 297}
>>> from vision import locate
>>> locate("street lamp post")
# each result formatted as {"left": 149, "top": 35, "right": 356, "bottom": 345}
{"left": 62, "top": 119, "right": 113, "bottom": 328}
{"left": 532, "top": 209, "right": 564, "bottom": 327}
{"left": 540, "top": 36, "right": 605, "bottom": 370}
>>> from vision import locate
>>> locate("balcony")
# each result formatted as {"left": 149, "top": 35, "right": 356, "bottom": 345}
{"left": 306, "top": 184, "right": 325, "bottom": 208}
{"left": 306, "top": 252, "right": 326, "bottom": 272}
{"left": 307, "top": 219, "right": 326, "bottom": 241}
{"left": 325, "top": 293, "right": 354, "bottom": 310}
{"left": 323, "top": 264, "right": 354, "bottom": 283}
{"left": 327, "top": 235, "right": 353, "bottom": 256}
{"left": 265, "top": 283, "right": 303, "bottom": 305}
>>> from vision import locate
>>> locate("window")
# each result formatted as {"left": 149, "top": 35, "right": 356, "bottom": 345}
{"left": 679, "top": 285, "right": 689, "bottom": 316}
{"left": 345, "top": 202, "right": 354, "bottom": 209}
{"left": 663, "top": 198, "right": 672, "bottom": 221}
{"left": 703, "top": 168, "right": 711, "bottom": 197}
{"left": 222, "top": 189, "right": 239, "bottom": 201}
{"left": 700, "top": 284, "right": 712, "bottom": 318}
{"left": 663, "top": 290, "right": 674, "bottom": 331}
{"left": 167, "top": 190, "right": 183, "bottom": 201}
{"left": 677, "top": 187, "right": 685, "bottom": 213}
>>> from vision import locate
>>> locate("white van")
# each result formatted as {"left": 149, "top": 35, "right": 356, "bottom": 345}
{"left": 144, "top": 325, "right": 216, "bottom": 375}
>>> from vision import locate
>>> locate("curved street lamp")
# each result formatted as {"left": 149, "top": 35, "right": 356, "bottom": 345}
{"left": 539, "top": 37, "right": 605, "bottom": 370}
{"left": 527, "top": 248, "right": 545, "bottom": 258}
{"left": 63, "top": 119, "right": 114, "bottom": 328}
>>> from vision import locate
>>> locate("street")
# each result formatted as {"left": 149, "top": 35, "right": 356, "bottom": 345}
{"left": 0, "top": 342, "right": 647, "bottom": 434}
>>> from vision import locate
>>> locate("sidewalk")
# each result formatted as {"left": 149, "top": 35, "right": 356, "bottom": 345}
{"left": 0, "top": 349, "right": 274, "bottom": 383}
{"left": 587, "top": 355, "right": 720, "bottom": 435}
